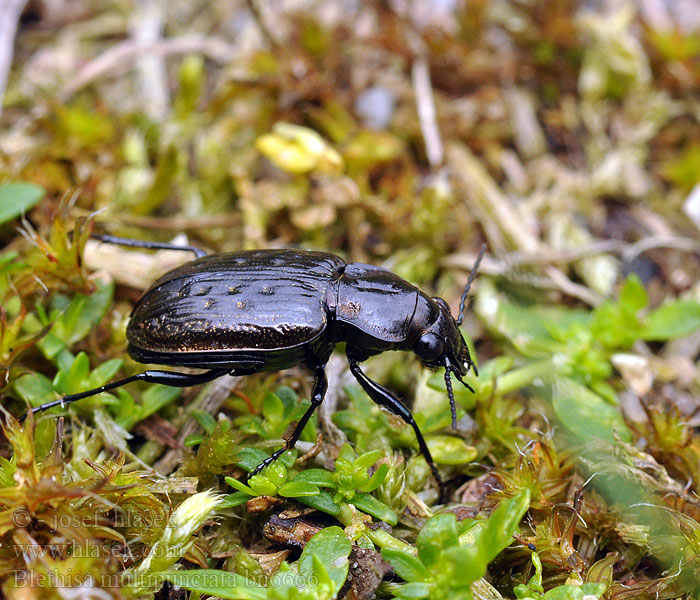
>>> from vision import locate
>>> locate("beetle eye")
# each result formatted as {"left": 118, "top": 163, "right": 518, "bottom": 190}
{"left": 414, "top": 333, "right": 444, "bottom": 362}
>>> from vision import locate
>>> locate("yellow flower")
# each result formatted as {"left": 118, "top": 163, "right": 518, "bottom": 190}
{"left": 256, "top": 123, "right": 343, "bottom": 175}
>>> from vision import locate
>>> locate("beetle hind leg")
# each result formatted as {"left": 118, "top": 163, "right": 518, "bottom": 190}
{"left": 347, "top": 357, "right": 446, "bottom": 501}
{"left": 92, "top": 233, "right": 207, "bottom": 258}
{"left": 25, "top": 368, "right": 228, "bottom": 420}
{"left": 248, "top": 366, "right": 328, "bottom": 478}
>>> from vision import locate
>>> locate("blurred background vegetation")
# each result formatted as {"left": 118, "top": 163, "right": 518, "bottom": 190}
{"left": 1, "top": 0, "right": 700, "bottom": 599}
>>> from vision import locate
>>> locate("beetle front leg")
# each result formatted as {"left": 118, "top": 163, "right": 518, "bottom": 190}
{"left": 347, "top": 357, "right": 446, "bottom": 501}
{"left": 27, "top": 368, "right": 229, "bottom": 418}
{"left": 248, "top": 366, "right": 328, "bottom": 478}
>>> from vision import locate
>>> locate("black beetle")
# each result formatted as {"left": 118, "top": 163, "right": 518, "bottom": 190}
{"left": 29, "top": 235, "right": 485, "bottom": 495}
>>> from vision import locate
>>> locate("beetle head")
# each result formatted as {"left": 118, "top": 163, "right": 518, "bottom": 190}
{"left": 412, "top": 296, "right": 477, "bottom": 428}
{"left": 413, "top": 298, "right": 468, "bottom": 372}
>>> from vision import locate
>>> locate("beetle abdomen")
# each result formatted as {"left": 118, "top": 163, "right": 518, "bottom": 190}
{"left": 127, "top": 250, "right": 345, "bottom": 355}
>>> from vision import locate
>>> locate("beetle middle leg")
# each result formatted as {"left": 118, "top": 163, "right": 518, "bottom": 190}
{"left": 347, "top": 357, "right": 446, "bottom": 500}
{"left": 248, "top": 366, "right": 328, "bottom": 478}
{"left": 27, "top": 368, "right": 229, "bottom": 418}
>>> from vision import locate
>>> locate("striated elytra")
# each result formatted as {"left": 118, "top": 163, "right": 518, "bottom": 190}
{"left": 30, "top": 235, "right": 485, "bottom": 497}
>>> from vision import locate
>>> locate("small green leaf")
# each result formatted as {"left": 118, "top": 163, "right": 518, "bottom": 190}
{"left": 278, "top": 481, "right": 320, "bottom": 497}
{"left": 426, "top": 435, "right": 478, "bottom": 465}
{"left": 192, "top": 410, "right": 217, "bottom": 434}
{"left": 184, "top": 433, "right": 205, "bottom": 447}
{"left": 661, "top": 142, "right": 700, "bottom": 191}
{"left": 293, "top": 468, "right": 336, "bottom": 487}
{"left": 0, "top": 183, "right": 44, "bottom": 225}
{"left": 442, "top": 490, "right": 530, "bottom": 591}
{"left": 310, "top": 554, "right": 335, "bottom": 594}
{"left": 36, "top": 331, "right": 66, "bottom": 360}
{"left": 416, "top": 513, "right": 458, "bottom": 568}
{"left": 337, "top": 442, "right": 356, "bottom": 464}
{"left": 475, "top": 488, "right": 531, "bottom": 564}
{"left": 443, "top": 545, "right": 483, "bottom": 586}
{"left": 298, "top": 526, "right": 351, "bottom": 593}
{"left": 358, "top": 463, "right": 389, "bottom": 492}
{"left": 277, "top": 385, "right": 300, "bottom": 410}
{"left": 382, "top": 548, "right": 430, "bottom": 582}
{"left": 247, "top": 475, "right": 278, "bottom": 496}
{"left": 269, "top": 563, "right": 305, "bottom": 590}
{"left": 174, "top": 55, "right": 205, "bottom": 120}
{"left": 393, "top": 581, "right": 433, "bottom": 599}
{"left": 0, "top": 250, "right": 19, "bottom": 268}
{"left": 548, "top": 377, "right": 631, "bottom": 443}
{"left": 590, "top": 380, "right": 618, "bottom": 405}
{"left": 115, "top": 389, "right": 135, "bottom": 415}
{"left": 235, "top": 447, "right": 270, "bottom": 472}
{"left": 87, "top": 358, "right": 123, "bottom": 388}
{"left": 141, "top": 385, "right": 181, "bottom": 416}
{"left": 78, "top": 282, "right": 115, "bottom": 339}
{"left": 351, "top": 493, "right": 398, "bottom": 525}
{"left": 225, "top": 476, "right": 255, "bottom": 496}
{"left": 581, "top": 583, "right": 607, "bottom": 598}
{"left": 13, "top": 373, "right": 55, "bottom": 407}
{"left": 156, "top": 569, "right": 266, "bottom": 600}
{"left": 262, "top": 391, "right": 284, "bottom": 422}
{"left": 279, "top": 449, "right": 297, "bottom": 468}
{"left": 260, "top": 462, "right": 287, "bottom": 487}
{"left": 619, "top": 274, "right": 648, "bottom": 312}
{"left": 475, "top": 279, "right": 591, "bottom": 354}
{"left": 56, "top": 104, "right": 115, "bottom": 147}
{"left": 355, "top": 448, "right": 382, "bottom": 469}
{"left": 642, "top": 300, "right": 700, "bottom": 340}
{"left": 219, "top": 492, "right": 252, "bottom": 508}
{"left": 54, "top": 352, "right": 90, "bottom": 394}
{"left": 298, "top": 490, "right": 340, "bottom": 515}
{"left": 38, "top": 283, "right": 115, "bottom": 359}
{"left": 542, "top": 585, "right": 584, "bottom": 600}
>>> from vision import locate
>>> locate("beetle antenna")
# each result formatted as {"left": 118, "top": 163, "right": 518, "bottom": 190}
{"left": 444, "top": 366, "right": 458, "bottom": 430}
{"left": 456, "top": 244, "right": 487, "bottom": 326}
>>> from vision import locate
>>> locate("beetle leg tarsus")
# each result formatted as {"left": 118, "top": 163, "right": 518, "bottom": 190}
{"left": 26, "top": 368, "right": 228, "bottom": 419}
{"left": 249, "top": 366, "right": 328, "bottom": 479}
{"left": 92, "top": 233, "right": 207, "bottom": 258}
{"left": 347, "top": 356, "right": 446, "bottom": 501}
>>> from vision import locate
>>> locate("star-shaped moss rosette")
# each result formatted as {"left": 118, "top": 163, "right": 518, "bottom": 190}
{"left": 382, "top": 489, "right": 531, "bottom": 600}
{"left": 224, "top": 444, "right": 398, "bottom": 525}
{"left": 224, "top": 448, "right": 338, "bottom": 515}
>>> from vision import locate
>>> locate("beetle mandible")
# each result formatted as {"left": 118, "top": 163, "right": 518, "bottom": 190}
{"left": 29, "top": 235, "right": 485, "bottom": 494}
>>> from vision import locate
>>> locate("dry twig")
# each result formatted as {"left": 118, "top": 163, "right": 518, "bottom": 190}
{"left": 60, "top": 34, "right": 234, "bottom": 100}
{"left": 412, "top": 57, "right": 443, "bottom": 168}
{"left": 0, "top": 0, "right": 28, "bottom": 117}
